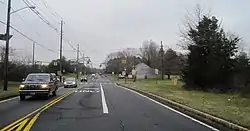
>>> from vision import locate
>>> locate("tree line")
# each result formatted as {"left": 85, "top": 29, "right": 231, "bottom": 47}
{"left": 105, "top": 43, "right": 186, "bottom": 76}
{"left": 105, "top": 8, "right": 250, "bottom": 94}
{"left": 0, "top": 47, "right": 90, "bottom": 82}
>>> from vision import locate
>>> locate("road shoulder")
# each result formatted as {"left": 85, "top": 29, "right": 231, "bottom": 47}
{"left": 116, "top": 83, "right": 249, "bottom": 131}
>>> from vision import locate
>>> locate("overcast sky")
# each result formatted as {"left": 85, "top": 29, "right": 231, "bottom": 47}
{"left": 0, "top": 0, "right": 249, "bottom": 67}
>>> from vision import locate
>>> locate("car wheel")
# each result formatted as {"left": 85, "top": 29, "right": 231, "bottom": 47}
{"left": 20, "top": 95, "right": 25, "bottom": 101}
{"left": 44, "top": 93, "right": 50, "bottom": 100}
{"left": 52, "top": 90, "right": 57, "bottom": 96}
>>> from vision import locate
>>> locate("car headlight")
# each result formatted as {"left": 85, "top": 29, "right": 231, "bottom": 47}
{"left": 41, "top": 84, "right": 48, "bottom": 88}
{"left": 19, "top": 85, "right": 25, "bottom": 89}
{"left": 64, "top": 82, "right": 66, "bottom": 84}
{"left": 72, "top": 82, "right": 76, "bottom": 84}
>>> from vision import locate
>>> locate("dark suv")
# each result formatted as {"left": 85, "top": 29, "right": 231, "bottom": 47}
{"left": 19, "top": 73, "right": 58, "bottom": 100}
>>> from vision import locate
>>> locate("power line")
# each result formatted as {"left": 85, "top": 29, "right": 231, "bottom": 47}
{"left": 23, "top": 0, "right": 78, "bottom": 54}
{"left": 22, "top": 0, "right": 59, "bottom": 32}
{"left": 0, "top": 0, "right": 42, "bottom": 37}
{"left": 29, "top": 0, "right": 59, "bottom": 24}
{"left": 18, "top": 0, "right": 78, "bottom": 58}
{"left": 0, "top": 20, "right": 58, "bottom": 54}
{"left": 63, "top": 38, "right": 77, "bottom": 50}
{"left": 39, "top": 0, "right": 62, "bottom": 20}
{"left": 0, "top": 0, "right": 4, "bottom": 5}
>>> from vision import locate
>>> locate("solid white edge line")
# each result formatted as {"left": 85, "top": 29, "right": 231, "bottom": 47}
{"left": 116, "top": 84, "right": 219, "bottom": 131}
{"left": 0, "top": 96, "right": 19, "bottom": 104}
{"left": 100, "top": 83, "right": 109, "bottom": 114}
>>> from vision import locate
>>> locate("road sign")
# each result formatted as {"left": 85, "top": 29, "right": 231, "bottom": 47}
{"left": 155, "top": 69, "right": 159, "bottom": 75}
{"left": 132, "top": 69, "right": 137, "bottom": 76}
{"left": 57, "top": 71, "right": 62, "bottom": 76}
{"left": 172, "top": 77, "right": 178, "bottom": 87}
{"left": 0, "top": 34, "right": 12, "bottom": 41}
{"left": 122, "top": 71, "right": 126, "bottom": 76}
{"left": 122, "top": 59, "right": 126, "bottom": 64}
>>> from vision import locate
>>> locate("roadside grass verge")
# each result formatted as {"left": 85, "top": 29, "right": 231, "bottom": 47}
{"left": 64, "top": 73, "right": 86, "bottom": 78}
{"left": 0, "top": 82, "right": 20, "bottom": 101}
{"left": 64, "top": 73, "right": 77, "bottom": 78}
{"left": 117, "top": 78, "right": 250, "bottom": 129}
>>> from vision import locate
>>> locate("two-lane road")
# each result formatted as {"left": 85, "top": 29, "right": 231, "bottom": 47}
{"left": 0, "top": 86, "right": 76, "bottom": 130}
{"left": 28, "top": 76, "right": 218, "bottom": 131}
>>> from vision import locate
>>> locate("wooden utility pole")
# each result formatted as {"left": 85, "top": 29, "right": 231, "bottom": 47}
{"left": 32, "top": 42, "right": 35, "bottom": 65}
{"left": 59, "top": 20, "right": 63, "bottom": 82}
{"left": 3, "top": 0, "right": 11, "bottom": 90}
{"left": 76, "top": 44, "right": 79, "bottom": 79}
{"left": 160, "top": 41, "right": 164, "bottom": 80}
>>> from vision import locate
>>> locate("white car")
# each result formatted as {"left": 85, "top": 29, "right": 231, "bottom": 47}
{"left": 91, "top": 74, "right": 96, "bottom": 77}
{"left": 118, "top": 74, "right": 125, "bottom": 79}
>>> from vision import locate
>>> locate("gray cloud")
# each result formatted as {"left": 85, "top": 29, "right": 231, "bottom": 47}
{"left": 0, "top": 0, "right": 249, "bottom": 67}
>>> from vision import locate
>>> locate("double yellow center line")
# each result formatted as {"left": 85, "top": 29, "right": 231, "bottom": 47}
{"left": 1, "top": 90, "right": 76, "bottom": 131}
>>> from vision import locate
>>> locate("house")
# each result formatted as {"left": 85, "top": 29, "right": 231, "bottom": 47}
{"left": 135, "top": 63, "right": 160, "bottom": 79}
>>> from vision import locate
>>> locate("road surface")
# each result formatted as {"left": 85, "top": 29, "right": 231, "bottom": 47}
{"left": 0, "top": 76, "right": 218, "bottom": 131}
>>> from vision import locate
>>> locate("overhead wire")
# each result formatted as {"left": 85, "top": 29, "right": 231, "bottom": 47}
{"left": 29, "top": 0, "right": 79, "bottom": 56}
{"left": 23, "top": 0, "right": 77, "bottom": 53}
{"left": 0, "top": 20, "right": 58, "bottom": 54}
{"left": 0, "top": 0, "right": 42, "bottom": 37}
{"left": 39, "top": 0, "right": 62, "bottom": 20}
{"left": 29, "top": 0, "right": 59, "bottom": 25}
{"left": 3, "top": 0, "right": 79, "bottom": 58}
{"left": 22, "top": 0, "right": 59, "bottom": 32}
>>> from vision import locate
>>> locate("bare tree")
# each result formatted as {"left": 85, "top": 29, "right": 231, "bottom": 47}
{"left": 178, "top": 4, "right": 211, "bottom": 50}
{"left": 0, "top": 45, "right": 14, "bottom": 62}
{"left": 140, "top": 40, "right": 160, "bottom": 68}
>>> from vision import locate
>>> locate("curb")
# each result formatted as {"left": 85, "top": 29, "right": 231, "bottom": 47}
{"left": 117, "top": 83, "right": 250, "bottom": 131}
{"left": 0, "top": 94, "right": 19, "bottom": 102}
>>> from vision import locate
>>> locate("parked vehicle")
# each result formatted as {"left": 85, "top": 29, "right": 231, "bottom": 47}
{"left": 118, "top": 74, "right": 125, "bottom": 79}
{"left": 81, "top": 77, "right": 87, "bottom": 82}
{"left": 64, "top": 77, "right": 77, "bottom": 88}
{"left": 19, "top": 73, "right": 58, "bottom": 100}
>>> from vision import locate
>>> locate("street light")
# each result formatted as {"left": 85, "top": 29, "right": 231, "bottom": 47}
{"left": 3, "top": 0, "right": 36, "bottom": 91}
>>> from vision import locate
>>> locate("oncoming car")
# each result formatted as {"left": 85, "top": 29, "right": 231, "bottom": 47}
{"left": 64, "top": 77, "right": 77, "bottom": 88}
{"left": 19, "top": 73, "right": 58, "bottom": 100}
{"left": 81, "top": 77, "right": 87, "bottom": 82}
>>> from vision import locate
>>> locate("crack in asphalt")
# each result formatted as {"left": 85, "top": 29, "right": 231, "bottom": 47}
{"left": 120, "top": 120, "right": 125, "bottom": 131}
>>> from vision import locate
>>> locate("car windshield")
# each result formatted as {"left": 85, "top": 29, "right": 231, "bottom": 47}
{"left": 66, "top": 78, "right": 75, "bottom": 81}
{"left": 26, "top": 74, "right": 50, "bottom": 82}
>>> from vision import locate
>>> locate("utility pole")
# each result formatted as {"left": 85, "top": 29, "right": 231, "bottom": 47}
{"left": 160, "top": 41, "right": 164, "bottom": 80}
{"left": 3, "top": 0, "right": 11, "bottom": 91}
{"left": 82, "top": 53, "right": 86, "bottom": 76}
{"left": 32, "top": 42, "right": 35, "bottom": 65}
{"left": 59, "top": 20, "right": 63, "bottom": 82}
{"left": 76, "top": 44, "right": 79, "bottom": 79}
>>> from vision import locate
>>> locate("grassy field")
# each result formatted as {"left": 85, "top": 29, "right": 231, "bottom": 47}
{"left": 0, "top": 82, "right": 20, "bottom": 100}
{"left": 64, "top": 73, "right": 77, "bottom": 78}
{"left": 117, "top": 78, "right": 250, "bottom": 128}
{"left": 64, "top": 73, "right": 86, "bottom": 78}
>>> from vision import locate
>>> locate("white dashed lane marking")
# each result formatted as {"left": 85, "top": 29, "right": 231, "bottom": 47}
{"left": 74, "top": 90, "right": 100, "bottom": 93}
{"left": 80, "top": 82, "right": 114, "bottom": 85}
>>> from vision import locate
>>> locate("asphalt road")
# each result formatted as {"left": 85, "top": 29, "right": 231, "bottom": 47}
{"left": 0, "top": 76, "right": 219, "bottom": 131}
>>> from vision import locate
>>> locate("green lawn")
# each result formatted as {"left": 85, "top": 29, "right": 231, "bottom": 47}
{"left": 64, "top": 73, "right": 86, "bottom": 78}
{"left": 64, "top": 73, "right": 77, "bottom": 78}
{"left": 0, "top": 83, "right": 20, "bottom": 101}
{"left": 118, "top": 78, "right": 250, "bottom": 129}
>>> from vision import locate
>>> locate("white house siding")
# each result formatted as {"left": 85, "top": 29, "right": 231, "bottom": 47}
{"left": 135, "top": 63, "right": 160, "bottom": 79}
